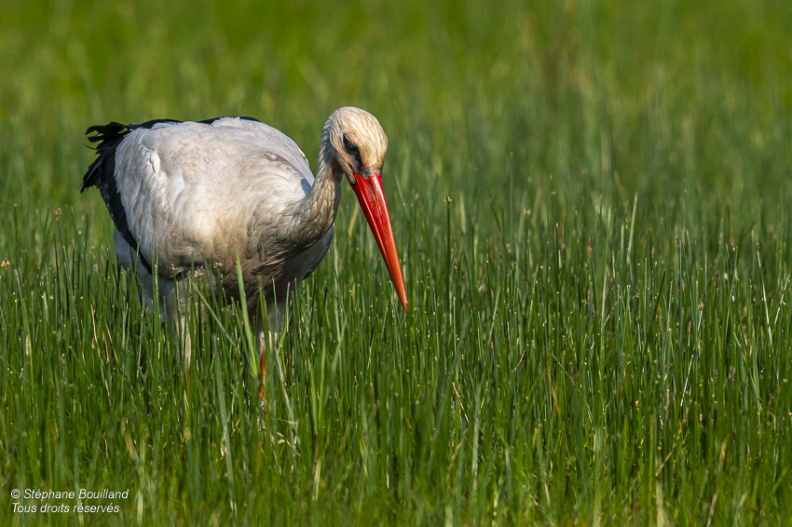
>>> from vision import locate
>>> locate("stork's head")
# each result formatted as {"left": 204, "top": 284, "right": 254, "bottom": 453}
{"left": 323, "top": 106, "right": 388, "bottom": 185}
{"left": 322, "top": 107, "right": 407, "bottom": 312}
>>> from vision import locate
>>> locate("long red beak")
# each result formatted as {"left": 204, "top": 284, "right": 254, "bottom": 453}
{"left": 352, "top": 172, "right": 408, "bottom": 312}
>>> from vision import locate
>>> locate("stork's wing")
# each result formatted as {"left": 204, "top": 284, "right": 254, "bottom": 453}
{"left": 84, "top": 117, "right": 313, "bottom": 276}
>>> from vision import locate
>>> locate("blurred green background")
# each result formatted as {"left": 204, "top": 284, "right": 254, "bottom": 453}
{"left": 2, "top": 0, "right": 790, "bottom": 233}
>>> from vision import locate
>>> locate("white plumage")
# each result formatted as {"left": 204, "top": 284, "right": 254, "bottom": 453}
{"left": 83, "top": 107, "right": 407, "bottom": 365}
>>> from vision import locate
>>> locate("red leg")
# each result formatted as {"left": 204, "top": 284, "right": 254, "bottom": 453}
{"left": 258, "top": 343, "right": 267, "bottom": 402}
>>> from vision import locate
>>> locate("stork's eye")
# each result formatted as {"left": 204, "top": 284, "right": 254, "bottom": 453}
{"left": 343, "top": 135, "right": 362, "bottom": 165}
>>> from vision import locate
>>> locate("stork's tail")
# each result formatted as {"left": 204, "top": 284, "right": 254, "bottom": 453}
{"left": 82, "top": 121, "right": 132, "bottom": 192}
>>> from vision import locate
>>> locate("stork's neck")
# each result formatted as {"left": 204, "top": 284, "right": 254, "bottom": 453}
{"left": 284, "top": 140, "right": 343, "bottom": 246}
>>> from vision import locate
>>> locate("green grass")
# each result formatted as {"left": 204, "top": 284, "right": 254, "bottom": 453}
{"left": 2, "top": 0, "right": 792, "bottom": 524}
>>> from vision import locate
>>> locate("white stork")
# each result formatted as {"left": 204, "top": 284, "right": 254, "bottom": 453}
{"left": 83, "top": 107, "right": 408, "bottom": 366}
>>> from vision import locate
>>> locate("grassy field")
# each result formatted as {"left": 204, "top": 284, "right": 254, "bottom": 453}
{"left": 1, "top": 0, "right": 791, "bottom": 524}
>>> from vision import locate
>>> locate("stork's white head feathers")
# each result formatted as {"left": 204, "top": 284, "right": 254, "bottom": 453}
{"left": 322, "top": 107, "right": 389, "bottom": 186}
